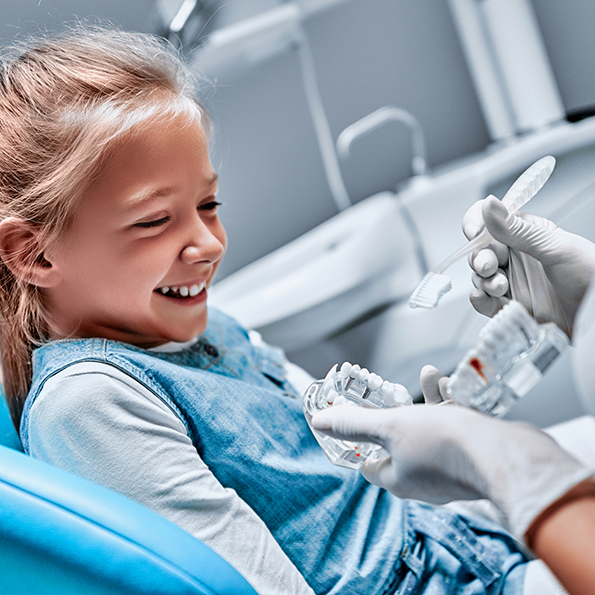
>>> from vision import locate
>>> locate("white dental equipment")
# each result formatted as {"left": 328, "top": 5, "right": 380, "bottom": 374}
{"left": 446, "top": 300, "right": 569, "bottom": 417}
{"left": 303, "top": 362, "right": 412, "bottom": 469}
{"left": 408, "top": 155, "right": 556, "bottom": 309}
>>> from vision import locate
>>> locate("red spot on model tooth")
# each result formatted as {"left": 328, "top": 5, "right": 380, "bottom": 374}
{"left": 469, "top": 357, "right": 487, "bottom": 381}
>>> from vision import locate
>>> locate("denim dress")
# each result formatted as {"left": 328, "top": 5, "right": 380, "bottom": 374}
{"left": 21, "top": 308, "right": 528, "bottom": 595}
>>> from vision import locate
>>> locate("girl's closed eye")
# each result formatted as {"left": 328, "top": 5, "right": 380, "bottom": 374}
{"left": 134, "top": 215, "right": 171, "bottom": 229}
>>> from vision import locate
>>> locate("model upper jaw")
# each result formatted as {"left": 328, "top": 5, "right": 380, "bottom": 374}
{"left": 157, "top": 280, "right": 206, "bottom": 297}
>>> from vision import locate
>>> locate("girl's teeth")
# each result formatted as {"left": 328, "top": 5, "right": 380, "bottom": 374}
{"left": 159, "top": 282, "right": 206, "bottom": 297}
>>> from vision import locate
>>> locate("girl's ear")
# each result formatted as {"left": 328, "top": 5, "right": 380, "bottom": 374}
{"left": 0, "top": 217, "right": 62, "bottom": 287}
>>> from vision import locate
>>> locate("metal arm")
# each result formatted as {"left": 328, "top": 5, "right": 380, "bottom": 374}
{"left": 336, "top": 106, "right": 429, "bottom": 178}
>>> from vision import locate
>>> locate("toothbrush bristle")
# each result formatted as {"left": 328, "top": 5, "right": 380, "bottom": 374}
{"left": 408, "top": 272, "right": 452, "bottom": 309}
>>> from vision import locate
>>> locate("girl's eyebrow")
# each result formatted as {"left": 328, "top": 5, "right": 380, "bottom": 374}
{"left": 123, "top": 186, "right": 177, "bottom": 210}
{"left": 124, "top": 173, "right": 219, "bottom": 210}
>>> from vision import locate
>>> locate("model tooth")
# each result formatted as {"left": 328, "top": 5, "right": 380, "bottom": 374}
{"left": 349, "top": 364, "right": 361, "bottom": 378}
{"left": 325, "top": 364, "right": 338, "bottom": 380}
{"left": 512, "top": 311, "right": 526, "bottom": 325}
{"left": 340, "top": 361, "right": 352, "bottom": 376}
{"left": 492, "top": 326, "right": 507, "bottom": 342}
{"left": 367, "top": 373, "right": 383, "bottom": 390}
{"left": 326, "top": 389, "right": 338, "bottom": 404}
{"left": 189, "top": 284, "right": 200, "bottom": 297}
{"left": 179, "top": 286, "right": 189, "bottom": 297}
{"left": 322, "top": 364, "right": 338, "bottom": 396}
{"left": 357, "top": 368, "right": 369, "bottom": 382}
{"left": 333, "top": 395, "right": 349, "bottom": 406}
{"left": 460, "top": 365, "right": 477, "bottom": 379}
{"left": 393, "top": 386, "right": 412, "bottom": 404}
{"left": 483, "top": 334, "right": 498, "bottom": 350}
{"left": 476, "top": 343, "right": 491, "bottom": 357}
{"left": 160, "top": 287, "right": 169, "bottom": 294}
{"left": 381, "top": 380, "right": 394, "bottom": 396}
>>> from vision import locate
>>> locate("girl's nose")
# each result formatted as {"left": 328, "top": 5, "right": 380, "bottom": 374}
{"left": 180, "top": 228, "right": 226, "bottom": 265}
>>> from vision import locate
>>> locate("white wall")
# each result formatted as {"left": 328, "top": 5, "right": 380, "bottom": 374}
{"left": 0, "top": 0, "right": 156, "bottom": 39}
{"left": 533, "top": 0, "right": 595, "bottom": 115}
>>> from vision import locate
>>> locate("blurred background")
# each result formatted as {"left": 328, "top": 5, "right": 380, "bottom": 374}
{"left": 3, "top": 0, "right": 595, "bottom": 427}
{"left": 3, "top": 0, "right": 595, "bottom": 275}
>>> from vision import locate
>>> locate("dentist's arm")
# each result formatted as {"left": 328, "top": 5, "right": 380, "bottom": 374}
{"left": 463, "top": 195, "right": 595, "bottom": 337}
{"left": 530, "top": 492, "right": 595, "bottom": 595}
{"left": 311, "top": 402, "right": 595, "bottom": 595}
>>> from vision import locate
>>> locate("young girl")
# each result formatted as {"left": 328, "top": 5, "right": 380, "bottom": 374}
{"left": 0, "top": 25, "right": 531, "bottom": 595}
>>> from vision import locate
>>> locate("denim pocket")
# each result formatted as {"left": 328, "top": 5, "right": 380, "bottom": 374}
{"left": 399, "top": 501, "right": 528, "bottom": 595}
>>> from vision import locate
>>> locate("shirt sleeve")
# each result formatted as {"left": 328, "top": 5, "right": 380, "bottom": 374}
{"left": 26, "top": 362, "right": 314, "bottom": 595}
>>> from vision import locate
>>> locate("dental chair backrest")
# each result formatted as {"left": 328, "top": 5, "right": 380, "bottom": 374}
{"left": 0, "top": 388, "right": 257, "bottom": 595}
{"left": 0, "top": 384, "right": 22, "bottom": 451}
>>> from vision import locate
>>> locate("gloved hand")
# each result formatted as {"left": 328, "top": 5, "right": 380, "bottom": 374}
{"left": 464, "top": 195, "right": 595, "bottom": 337}
{"left": 311, "top": 398, "right": 593, "bottom": 544}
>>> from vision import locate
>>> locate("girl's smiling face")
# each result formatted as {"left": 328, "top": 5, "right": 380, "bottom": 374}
{"left": 43, "top": 115, "right": 227, "bottom": 347}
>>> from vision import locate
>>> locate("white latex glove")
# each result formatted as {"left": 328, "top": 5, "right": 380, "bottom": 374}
{"left": 464, "top": 195, "right": 595, "bottom": 337}
{"left": 311, "top": 400, "right": 593, "bottom": 543}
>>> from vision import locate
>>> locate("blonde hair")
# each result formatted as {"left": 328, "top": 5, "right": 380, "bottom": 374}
{"left": 0, "top": 25, "right": 208, "bottom": 428}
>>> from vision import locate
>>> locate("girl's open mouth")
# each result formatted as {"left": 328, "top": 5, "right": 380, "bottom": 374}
{"left": 156, "top": 281, "right": 206, "bottom": 299}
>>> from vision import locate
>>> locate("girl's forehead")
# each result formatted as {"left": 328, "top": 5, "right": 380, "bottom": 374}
{"left": 81, "top": 116, "right": 214, "bottom": 210}
{"left": 114, "top": 113, "right": 206, "bottom": 152}
{"left": 96, "top": 115, "right": 207, "bottom": 175}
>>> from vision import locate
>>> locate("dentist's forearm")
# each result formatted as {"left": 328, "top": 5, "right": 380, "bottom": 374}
{"left": 529, "top": 489, "right": 595, "bottom": 595}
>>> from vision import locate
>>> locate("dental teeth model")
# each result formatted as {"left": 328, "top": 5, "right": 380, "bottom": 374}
{"left": 303, "top": 362, "right": 412, "bottom": 470}
{"left": 304, "top": 302, "right": 568, "bottom": 470}
{"left": 446, "top": 301, "right": 569, "bottom": 418}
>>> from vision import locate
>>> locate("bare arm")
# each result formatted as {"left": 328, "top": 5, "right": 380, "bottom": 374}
{"left": 528, "top": 483, "right": 595, "bottom": 595}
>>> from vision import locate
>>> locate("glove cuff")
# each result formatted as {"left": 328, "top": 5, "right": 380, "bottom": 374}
{"left": 523, "top": 474, "right": 595, "bottom": 549}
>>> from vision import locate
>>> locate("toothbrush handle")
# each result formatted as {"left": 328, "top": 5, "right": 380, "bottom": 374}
{"left": 434, "top": 227, "right": 491, "bottom": 274}
{"left": 501, "top": 155, "right": 556, "bottom": 213}
{"left": 434, "top": 155, "right": 556, "bottom": 275}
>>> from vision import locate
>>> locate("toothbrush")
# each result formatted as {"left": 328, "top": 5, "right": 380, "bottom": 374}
{"left": 408, "top": 155, "right": 556, "bottom": 309}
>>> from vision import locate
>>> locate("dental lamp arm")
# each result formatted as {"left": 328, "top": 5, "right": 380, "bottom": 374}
{"left": 463, "top": 195, "right": 595, "bottom": 337}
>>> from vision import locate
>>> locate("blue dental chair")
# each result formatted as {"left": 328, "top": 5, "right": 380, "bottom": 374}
{"left": 0, "top": 388, "right": 257, "bottom": 595}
